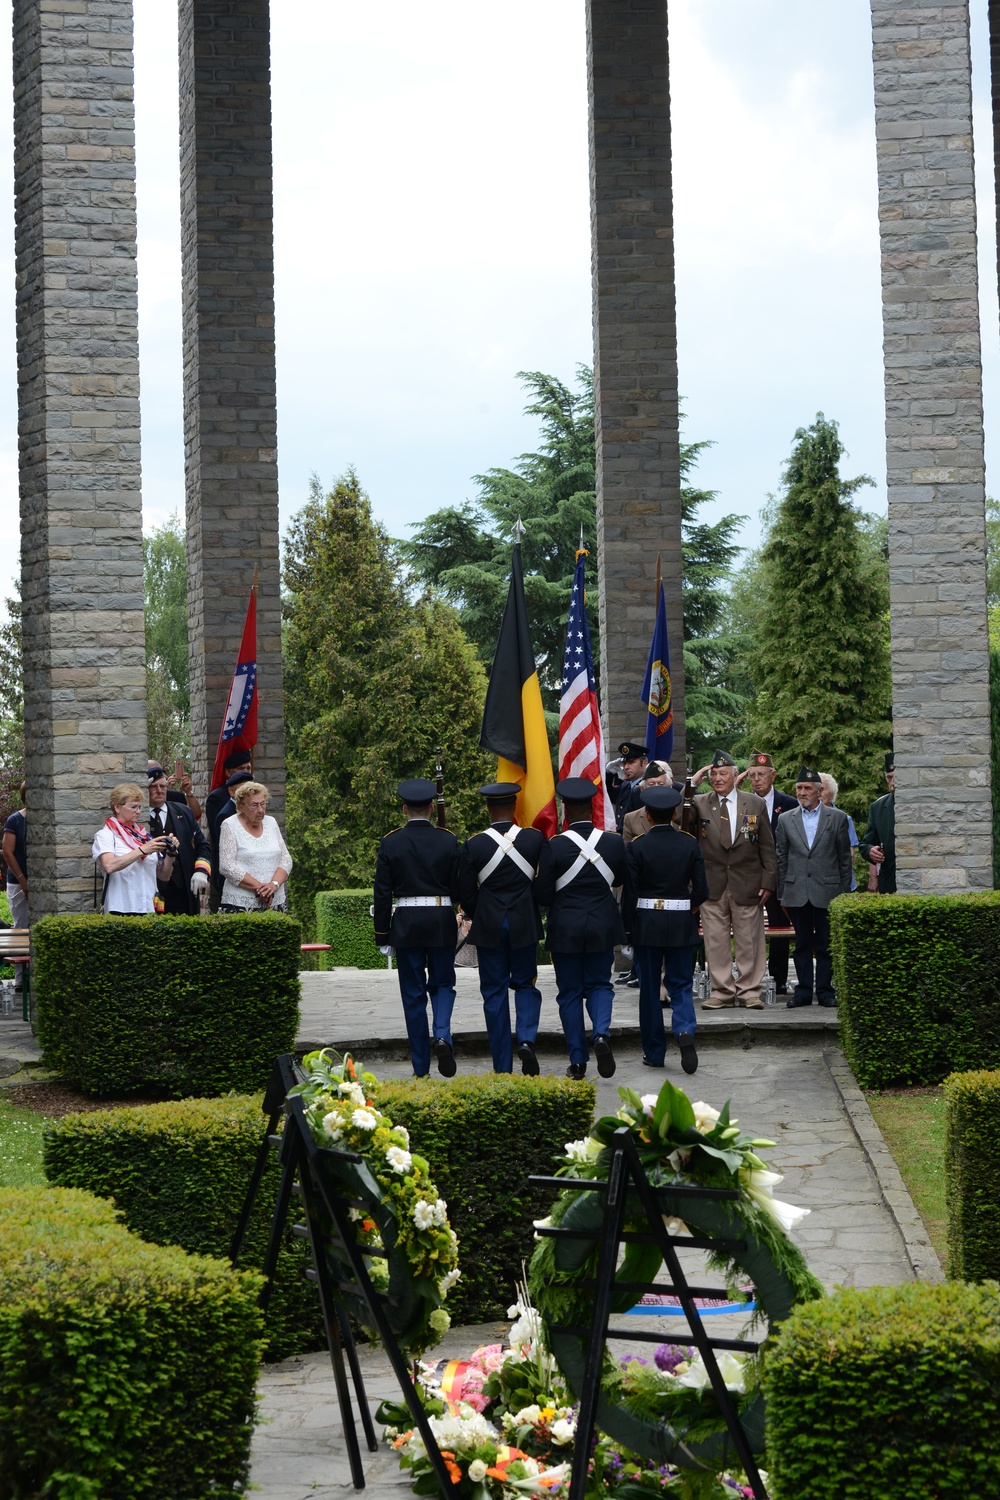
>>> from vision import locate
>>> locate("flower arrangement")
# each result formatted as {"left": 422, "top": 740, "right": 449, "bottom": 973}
{"left": 290, "top": 1048, "right": 460, "bottom": 1356}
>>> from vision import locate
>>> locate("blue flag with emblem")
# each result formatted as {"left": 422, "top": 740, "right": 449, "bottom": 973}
{"left": 641, "top": 580, "right": 673, "bottom": 766}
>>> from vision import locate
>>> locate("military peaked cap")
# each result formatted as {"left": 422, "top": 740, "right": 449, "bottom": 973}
{"left": 618, "top": 741, "right": 650, "bottom": 759}
{"left": 398, "top": 778, "right": 436, "bottom": 804}
{"left": 884, "top": 752, "right": 895, "bottom": 774}
{"left": 641, "top": 786, "right": 682, "bottom": 811}
{"left": 556, "top": 777, "right": 598, "bottom": 801}
{"left": 711, "top": 750, "right": 736, "bottom": 768}
{"left": 796, "top": 765, "right": 822, "bottom": 784}
{"left": 146, "top": 764, "right": 166, "bottom": 782}
{"left": 479, "top": 782, "right": 521, "bottom": 799}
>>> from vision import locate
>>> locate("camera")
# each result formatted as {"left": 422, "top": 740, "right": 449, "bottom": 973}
{"left": 162, "top": 834, "right": 180, "bottom": 857}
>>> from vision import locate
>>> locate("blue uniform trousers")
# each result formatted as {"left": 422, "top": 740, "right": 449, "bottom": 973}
{"left": 635, "top": 944, "right": 697, "bottom": 1065}
{"left": 395, "top": 945, "right": 456, "bottom": 1077}
{"left": 477, "top": 918, "right": 542, "bottom": 1072}
{"left": 551, "top": 949, "right": 614, "bottom": 1067}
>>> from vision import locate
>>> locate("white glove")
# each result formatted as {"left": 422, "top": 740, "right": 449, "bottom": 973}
{"left": 378, "top": 945, "right": 394, "bottom": 958}
{"left": 190, "top": 871, "right": 209, "bottom": 894}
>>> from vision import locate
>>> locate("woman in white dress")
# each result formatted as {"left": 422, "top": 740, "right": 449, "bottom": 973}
{"left": 218, "top": 781, "right": 292, "bottom": 913}
{"left": 92, "top": 782, "right": 177, "bottom": 914}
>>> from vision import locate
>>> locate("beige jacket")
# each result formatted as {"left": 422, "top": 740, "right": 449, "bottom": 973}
{"left": 691, "top": 789, "right": 777, "bottom": 905}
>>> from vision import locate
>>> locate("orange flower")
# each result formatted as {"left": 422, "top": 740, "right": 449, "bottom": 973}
{"left": 443, "top": 1458, "right": 462, "bottom": 1484}
{"left": 362, "top": 1219, "right": 376, "bottom": 1232}
{"left": 393, "top": 1430, "right": 414, "bottom": 1449}
{"left": 346, "top": 1058, "right": 357, "bottom": 1079}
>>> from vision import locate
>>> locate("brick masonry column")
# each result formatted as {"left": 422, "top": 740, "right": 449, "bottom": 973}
{"left": 870, "top": 0, "right": 993, "bottom": 891}
{"left": 179, "top": 0, "right": 284, "bottom": 811}
{"left": 587, "top": 0, "right": 685, "bottom": 772}
{"left": 13, "top": 0, "right": 147, "bottom": 917}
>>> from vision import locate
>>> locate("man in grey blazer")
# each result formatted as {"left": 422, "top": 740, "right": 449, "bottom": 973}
{"left": 775, "top": 765, "right": 853, "bottom": 1009}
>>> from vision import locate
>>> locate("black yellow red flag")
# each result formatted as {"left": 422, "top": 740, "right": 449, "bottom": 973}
{"left": 480, "top": 543, "right": 557, "bottom": 835}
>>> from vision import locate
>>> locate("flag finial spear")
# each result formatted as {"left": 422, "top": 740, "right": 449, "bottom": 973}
{"left": 576, "top": 523, "right": 588, "bottom": 561}
{"left": 512, "top": 516, "right": 526, "bottom": 544}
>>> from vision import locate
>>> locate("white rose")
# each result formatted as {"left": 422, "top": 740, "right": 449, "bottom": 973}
{"left": 413, "top": 1199, "right": 437, "bottom": 1231}
{"left": 351, "top": 1108, "right": 378, "bottom": 1131}
{"left": 514, "top": 1404, "right": 541, "bottom": 1426}
{"left": 468, "top": 1460, "right": 487, "bottom": 1482}
{"left": 522, "top": 1459, "right": 539, "bottom": 1477}
{"left": 385, "top": 1146, "right": 412, "bottom": 1174}
{"left": 550, "top": 1418, "right": 575, "bottom": 1446}
{"left": 640, "top": 1093, "right": 659, "bottom": 1115}
{"left": 338, "top": 1081, "right": 366, "bottom": 1105}
{"left": 691, "top": 1101, "right": 721, "bottom": 1134}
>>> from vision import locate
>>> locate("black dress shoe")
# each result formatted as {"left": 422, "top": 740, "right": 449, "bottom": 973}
{"left": 592, "top": 1034, "right": 616, "bottom": 1078}
{"left": 434, "top": 1038, "right": 457, "bottom": 1077}
{"left": 776, "top": 985, "right": 789, "bottom": 996}
{"left": 677, "top": 1033, "right": 698, "bottom": 1075}
{"left": 817, "top": 996, "right": 837, "bottom": 1008}
{"left": 786, "top": 995, "right": 813, "bottom": 1009}
{"left": 565, "top": 1062, "right": 587, "bottom": 1080}
{"left": 641, "top": 1055, "right": 664, "bottom": 1068}
{"left": 518, "top": 1041, "right": 540, "bottom": 1076}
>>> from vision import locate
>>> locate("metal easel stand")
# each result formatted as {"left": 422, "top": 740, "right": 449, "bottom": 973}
{"left": 231, "top": 1055, "right": 452, "bottom": 1496}
{"left": 530, "top": 1126, "right": 769, "bottom": 1500}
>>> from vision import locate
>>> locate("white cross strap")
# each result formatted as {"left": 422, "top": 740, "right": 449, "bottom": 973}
{"left": 477, "top": 825, "right": 537, "bottom": 884}
{"left": 554, "top": 828, "right": 616, "bottom": 891}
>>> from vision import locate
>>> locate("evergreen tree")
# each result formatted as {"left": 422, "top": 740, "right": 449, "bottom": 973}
{"left": 0, "top": 586, "right": 23, "bottom": 772}
{"left": 742, "top": 414, "right": 891, "bottom": 816}
{"left": 283, "top": 471, "right": 492, "bottom": 914}
{"left": 143, "top": 515, "right": 190, "bottom": 765}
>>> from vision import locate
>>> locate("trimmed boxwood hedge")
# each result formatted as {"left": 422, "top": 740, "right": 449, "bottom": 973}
{"left": 830, "top": 892, "right": 1000, "bottom": 1087}
{"left": 34, "top": 912, "right": 301, "bottom": 1096}
{"left": 944, "top": 1069, "right": 1000, "bottom": 1281}
{"left": 376, "top": 1074, "right": 596, "bottom": 1323}
{"left": 762, "top": 1282, "right": 1000, "bottom": 1498}
{"left": 0, "top": 1185, "right": 263, "bottom": 1499}
{"left": 315, "top": 889, "right": 383, "bottom": 969}
{"left": 43, "top": 1095, "right": 322, "bottom": 1362}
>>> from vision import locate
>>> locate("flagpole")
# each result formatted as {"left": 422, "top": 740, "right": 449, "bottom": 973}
{"left": 655, "top": 551, "right": 661, "bottom": 610}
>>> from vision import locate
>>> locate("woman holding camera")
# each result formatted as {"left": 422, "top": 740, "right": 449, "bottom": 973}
{"left": 92, "top": 782, "right": 177, "bottom": 915}
{"left": 218, "top": 781, "right": 292, "bottom": 913}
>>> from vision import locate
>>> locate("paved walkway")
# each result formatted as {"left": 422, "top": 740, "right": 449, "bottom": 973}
{"left": 250, "top": 1038, "right": 913, "bottom": 1500}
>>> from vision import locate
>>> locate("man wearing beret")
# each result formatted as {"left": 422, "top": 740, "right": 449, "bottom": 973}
{"left": 373, "top": 779, "right": 461, "bottom": 1077}
{"left": 621, "top": 785, "right": 710, "bottom": 1073}
{"left": 739, "top": 750, "right": 797, "bottom": 995}
{"left": 775, "top": 766, "right": 854, "bottom": 1008}
{"left": 859, "top": 753, "right": 896, "bottom": 895}
{"left": 458, "top": 784, "right": 546, "bottom": 1075}
{"left": 536, "top": 778, "right": 627, "bottom": 1079}
{"left": 614, "top": 741, "right": 650, "bottom": 832}
{"left": 691, "top": 750, "right": 777, "bottom": 1010}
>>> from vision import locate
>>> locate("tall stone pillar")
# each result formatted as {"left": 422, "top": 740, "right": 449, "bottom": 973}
{"left": 870, "top": 0, "right": 993, "bottom": 891}
{"left": 179, "top": 0, "right": 284, "bottom": 809}
{"left": 587, "top": 0, "right": 685, "bottom": 771}
{"left": 13, "top": 0, "right": 147, "bottom": 917}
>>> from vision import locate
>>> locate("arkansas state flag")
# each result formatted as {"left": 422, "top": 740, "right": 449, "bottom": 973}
{"left": 480, "top": 543, "right": 557, "bottom": 836}
{"left": 210, "top": 589, "right": 259, "bottom": 790}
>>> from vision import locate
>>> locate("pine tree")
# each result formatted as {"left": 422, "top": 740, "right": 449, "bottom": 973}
{"left": 283, "top": 471, "right": 492, "bottom": 914}
{"left": 744, "top": 414, "right": 891, "bottom": 816}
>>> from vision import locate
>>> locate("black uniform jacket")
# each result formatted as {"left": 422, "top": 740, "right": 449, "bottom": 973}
{"left": 373, "top": 820, "right": 460, "bottom": 948}
{"left": 535, "top": 822, "right": 627, "bottom": 953}
{"left": 157, "top": 800, "right": 212, "bottom": 915}
{"left": 458, "top": 822, "right": 545, "bottom": 948}
{"left": 622, "top": 826, "right": 710, "bottom": 948}
{"left": 208, "top": 787, "right": 236, "bottom": 892}
{"left": 859, "top": 791, "right": 896, "bottom": 894}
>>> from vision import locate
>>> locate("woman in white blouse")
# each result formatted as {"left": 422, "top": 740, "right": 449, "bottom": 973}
{"left": 218, "top": 781, "right": 293, "bottom": 912}
{"left": 92, "top": 782, "right": 177, "bottom": 914}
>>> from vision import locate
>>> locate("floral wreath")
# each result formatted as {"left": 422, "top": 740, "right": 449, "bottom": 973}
{"left": 292, "top": 1049, "right": 461, "bottom": 1358}
{"left": 528, "top": 1078, "right": 824, "bottom": 1471}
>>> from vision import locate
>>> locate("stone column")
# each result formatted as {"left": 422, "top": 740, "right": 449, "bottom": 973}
{"left": 13, "top": 0, "right": 146, "bottom": 917}
{"left": 587, "top": 0, "right": 685, "bottom": 771}
{"left": 870, "top": 0, "right": 993, "bottom": 891}
{"left": 179, "top": 0, "right": 284, "bottom": 809}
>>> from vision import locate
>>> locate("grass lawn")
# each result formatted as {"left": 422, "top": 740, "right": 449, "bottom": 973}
{"left": 866, "top": 1086, "right": 947, "bottom": 1265}
{"left": 0, "top": 1096, "right": 47, "bottom": 1189}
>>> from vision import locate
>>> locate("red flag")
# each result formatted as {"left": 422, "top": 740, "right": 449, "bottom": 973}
{"left": 210, "top": 587, "right": 259, "bottom": 790}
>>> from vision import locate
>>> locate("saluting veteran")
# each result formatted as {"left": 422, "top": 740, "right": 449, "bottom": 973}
{"left": 373, "top": 779, "right": 461, "bottom": 1078}
{"left": 535, "top": 778, "right": 626, "bottom": 1080}
{"left": 692, "top": 749, "right": 776, "bottom": 1009}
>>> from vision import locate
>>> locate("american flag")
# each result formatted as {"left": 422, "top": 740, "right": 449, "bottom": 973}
{"left": 558, "top": 550, "right": 615, "bottom": 829}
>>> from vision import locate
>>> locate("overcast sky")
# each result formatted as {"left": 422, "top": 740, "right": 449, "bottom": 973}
{"left": 1, "top": 0, "right": 999, "bottom": 615}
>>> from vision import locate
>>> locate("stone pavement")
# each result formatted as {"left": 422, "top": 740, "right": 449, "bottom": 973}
{"left": 250, "top": 1038, "right": 913, "bottom": 1500}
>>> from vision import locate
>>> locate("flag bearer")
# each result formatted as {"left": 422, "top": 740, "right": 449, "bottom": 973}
{"left": 535, "top": 778, "right": 627, "bottom": 1080}
{"left": 458, "top": 783, "right": 545, "bottom": 1075}
{"left": 373, "top": 780, "right": 461, "bottom": 1079}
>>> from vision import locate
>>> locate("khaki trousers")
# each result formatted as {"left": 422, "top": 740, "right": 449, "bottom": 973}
{"left": 701, "top": 889, "right": 766, "bottom": 1004}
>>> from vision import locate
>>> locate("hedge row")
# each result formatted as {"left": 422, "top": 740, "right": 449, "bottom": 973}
{"left": 0, "top": 1185, "right": 263, "bottom": 1498}
{"left": 830, "top": 892, "right": 1000, "bottom": 1087}
{"left": 43, "top": 1095, "right": 322, "bottom": 1362}
{"left": 315, "top": 890, "right": 384, "bottom": 969}
{"left": 34, "top": 913, "right": 301, "bottom": 1096}
{"left": 944, "top": 1069, "right": 1000, "bottom": 1282}
{"left": 763, "top": 1282, "right": 1000, "bottom": 1498}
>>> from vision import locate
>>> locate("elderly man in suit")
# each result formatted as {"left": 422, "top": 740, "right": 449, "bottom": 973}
{"left": 690, "top": 750, "right": 776, "bottom": 1010}
{"left": 775, "top": 765, "right": 854, "bottom": 1009}
{"left": 739, "top": 751, "right": 797, "bottom": 995}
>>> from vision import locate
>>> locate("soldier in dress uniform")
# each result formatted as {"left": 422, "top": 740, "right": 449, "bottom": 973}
{"left": 535, "top": 778, "right": 627, "bottom": 1080}
{"left": 622, "top": 786, "right": 709, "bottom": 1074}
{"left": 458, "top": 783, "right": 546, "bottom": 1075}
{"left": 614, "top": 741, "right": 651, "bottom": 831}
{"left": 860, "top": 752, "right": 896, "bottom": 894}
{"left": 373, "top": 779, "right": 461, "bottom": 1079}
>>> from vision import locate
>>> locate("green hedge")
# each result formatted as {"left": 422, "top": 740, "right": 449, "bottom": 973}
{"left": 0, "top": 1185, "right": 263, "bottom": 1498}
{"left": 763, "top": 1282, "right": 1000, "bottom": 1498}
{"left": 945, "top": 1069, "right": 1000, "bottom": 1281}
{"left": 43, "top": 1095, "right": 322, "bottom": 1362}
{"left": 830, "top": 892, "right": 1000, "bottom": 1087}
{"left": 34, "top": 912, "right": 301, "bottom": 1096}
{"left": 376, "top": 1074, "right": 595, "bottom": 1323}
{"left": 315, "top": 889, "right": 383, "bottom": 969}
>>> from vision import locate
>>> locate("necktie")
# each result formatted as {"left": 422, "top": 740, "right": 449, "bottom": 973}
{"left": 150, "top": 810, "right": 164, "bottom": 838}
{"left": 720, "top": 797, "right": 732, "bottom": 850}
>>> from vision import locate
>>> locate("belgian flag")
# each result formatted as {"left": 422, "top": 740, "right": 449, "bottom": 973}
{"left": 480, "top": 543, "right": 557, "bottom": 836}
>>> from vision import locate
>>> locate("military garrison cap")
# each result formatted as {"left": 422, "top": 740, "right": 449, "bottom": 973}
{"left": 398, "top": 778, "right": 436, "bottom": 804}
{"left": 711, "top": 750, "right": 736, "bottom": 768}
{"left": 618, "top": 741, "right": 650, "bottom": 760}
{"left": 641, "top": 786, "right": 682, "bottom": 811}
{"left": 642, "top": 760, "right": 671, "bottom": 780}
{"left": 796, "top": 765, "right": 822, "bottom": 784}
{"left": 749, "top": 751, "right": 774, "bottom": 769}
{"left": 556, "top": 777, "right": 598, "bottom": 801}
{"left": 479, "top": 782, "right": 521, "bottom": 799}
